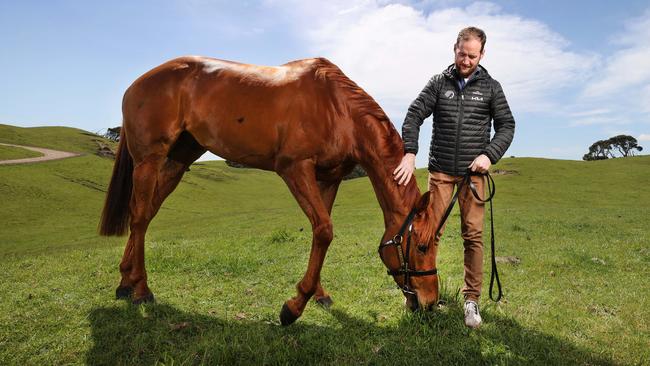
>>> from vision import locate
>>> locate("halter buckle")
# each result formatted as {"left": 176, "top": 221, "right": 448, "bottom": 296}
{"left": 400, "top": 286, "right": 416, "bottom": 295}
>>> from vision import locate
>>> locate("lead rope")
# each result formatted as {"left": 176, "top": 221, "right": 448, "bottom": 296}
{"left": 435, "top": 171, "right": 502, "bottom": 302}
{"left": 473, "top": 173, "right": 502, "bottom": 302}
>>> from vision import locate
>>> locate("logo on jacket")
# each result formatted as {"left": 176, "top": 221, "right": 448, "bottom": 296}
{"left": 444, "top": 90, "right": 455, "bottom": 99}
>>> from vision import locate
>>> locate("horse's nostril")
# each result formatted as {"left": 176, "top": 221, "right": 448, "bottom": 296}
{"left": 410, "top": 301, "right": 419, "bottom": 312}
{"left": 405, "top": 295, "right": 419, "bottom": 312}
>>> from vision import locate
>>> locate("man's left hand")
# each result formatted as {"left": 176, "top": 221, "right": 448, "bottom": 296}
{"left": 468, "top": 154, "right": 491, "bottom": 174}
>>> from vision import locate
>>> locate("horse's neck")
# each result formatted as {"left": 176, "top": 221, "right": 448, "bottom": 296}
{"left": 364, "top": 163, "right": 420, "bottom": 231}
{"left": 355, "top": 123, "right": 421, "bottom": 234}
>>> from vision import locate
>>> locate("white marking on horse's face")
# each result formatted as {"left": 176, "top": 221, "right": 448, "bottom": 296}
{"left": 202, "top": 59, "right": 226, "bottom": 73}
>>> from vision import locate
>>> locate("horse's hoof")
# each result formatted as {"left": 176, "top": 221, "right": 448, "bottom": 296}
{"left": 115, "top": 286, "right": 133, "bottom": 300}
{"left": 315, "top": 296, "right": 334, "bottom": 309}
{"left": 132, "top": 293, "right": 155, "bottom": 305}
{"left": 279, "top": 303, "right": 299, "bottom": 326}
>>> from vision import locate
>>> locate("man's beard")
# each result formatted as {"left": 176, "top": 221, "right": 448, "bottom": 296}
{"left": 457, "top": 63, "right": 477, "bottom": 78}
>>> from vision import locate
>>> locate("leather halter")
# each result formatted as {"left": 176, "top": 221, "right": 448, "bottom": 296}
{"left": 378, "top": 209, "right": 438, "bottom": 296}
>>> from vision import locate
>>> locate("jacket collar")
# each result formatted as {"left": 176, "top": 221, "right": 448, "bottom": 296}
{"left": 443, "top": 64, "right": 490, "bottom": 83}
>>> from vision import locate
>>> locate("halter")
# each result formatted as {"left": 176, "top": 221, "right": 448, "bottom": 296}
{"left": 378, "top": 209, "right": 438, "bottom": 296}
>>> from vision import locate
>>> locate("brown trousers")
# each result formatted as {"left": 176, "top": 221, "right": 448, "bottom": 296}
{"left": 428, "top": 171, "right": 485, "bottom": 301}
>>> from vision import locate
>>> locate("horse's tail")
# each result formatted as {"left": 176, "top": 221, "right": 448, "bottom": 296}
{"left": 99, "top": 128, "right": 133, "bottom": 236}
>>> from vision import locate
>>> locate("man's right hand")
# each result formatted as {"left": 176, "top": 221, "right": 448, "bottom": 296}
{"left": 393, "top": 153, "right": 416, "bottom": 186}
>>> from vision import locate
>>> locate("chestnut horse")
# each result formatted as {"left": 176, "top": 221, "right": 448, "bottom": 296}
{"left": 99, "top": 56, "right": 439, "bottom": 325}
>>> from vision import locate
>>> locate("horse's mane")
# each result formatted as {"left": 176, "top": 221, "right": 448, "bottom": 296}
{"left": 311, "top": 58, "right": 407, "bottom": 177}
{"left": 311, "top": 58, "right": 390, "bottom": 123}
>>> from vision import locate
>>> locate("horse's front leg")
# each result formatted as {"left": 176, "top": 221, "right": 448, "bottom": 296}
{"left": 313, "top": 179, "right": 341, "bottom": 309}
{"left": 277, "top": 161, "right": 334, "bottom": 325}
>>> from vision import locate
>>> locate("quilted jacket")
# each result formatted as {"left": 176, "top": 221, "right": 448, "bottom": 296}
{"left": 402, "top": 64, "right": 515, "bottom": 175}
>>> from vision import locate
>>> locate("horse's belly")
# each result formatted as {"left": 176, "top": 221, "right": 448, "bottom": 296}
{"left": 186, "top": 117, "right": 278, "bottom": 169}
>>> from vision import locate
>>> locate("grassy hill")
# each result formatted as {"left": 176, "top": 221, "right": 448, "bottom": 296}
{"left": 0, "top": 125, "right": 648, "bottom": 365}
{"left": 0, "top": 144, "right": 42, "bottom": 160}
{"left": 0, "top": 124, "right": 113, "bottom": 154}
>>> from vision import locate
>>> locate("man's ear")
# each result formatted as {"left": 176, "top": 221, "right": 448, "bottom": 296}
{"left": 415, "top": 191, "right": 431, "bottom": 213}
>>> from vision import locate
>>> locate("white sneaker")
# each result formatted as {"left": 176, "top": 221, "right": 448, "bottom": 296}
{"left": 464, "top": 300, "right": 482, "bottom": 329}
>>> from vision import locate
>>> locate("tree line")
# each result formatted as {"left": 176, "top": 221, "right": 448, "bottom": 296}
{"left": 583, "top": 135, "right": 643, "bottom": 161}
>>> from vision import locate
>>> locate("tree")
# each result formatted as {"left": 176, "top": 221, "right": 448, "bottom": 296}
{"left": 225, "top": 160, "right": 248, "bottom": 168}
{"left": 104, "top": 126, "right": 121, "bottom": 142}
{"left": 607, "top": 135, "right": 643, "bottom": 157}
{"left": 583, "top": 135, "right": 643, "bottom": 161}
{"left": 343, "top": 165, "right": 368, "bottom": 180}
{"left": 583, "top": 139, "right": 613, "bottom": 161}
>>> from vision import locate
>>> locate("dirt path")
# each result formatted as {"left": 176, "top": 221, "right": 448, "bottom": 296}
{"left": 0, "top": 143, "right": 81, "bottom": 165}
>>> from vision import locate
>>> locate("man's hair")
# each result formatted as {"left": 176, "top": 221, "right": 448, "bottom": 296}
{"left": 455, "top": 26, "right": 486, "bottom": 52}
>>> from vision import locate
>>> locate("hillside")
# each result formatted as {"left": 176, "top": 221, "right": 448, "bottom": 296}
{"left": 0, "top": 123, "right": 115, "bottom": 155}
{"left": 0, "top": 144, "right": 42, "bottom": 160}
{"left": 0, "top": 125, "right": 648, "bottom": 364}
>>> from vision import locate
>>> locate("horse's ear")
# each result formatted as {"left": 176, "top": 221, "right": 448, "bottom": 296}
{"left": 415, "top": 191, "right": 431, "bottom": 213}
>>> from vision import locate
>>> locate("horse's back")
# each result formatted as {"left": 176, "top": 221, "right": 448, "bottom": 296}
{"left": 122, "top": 56, "right": 354, "bottom": 171}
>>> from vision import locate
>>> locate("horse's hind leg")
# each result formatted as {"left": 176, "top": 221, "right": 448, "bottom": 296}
{"left": 118, "top": 154, "right": 164, "bottom": 303}
{"left": 313, "top": 179, "right": 341, "bottom": 309}
{"left": 117, "top": 133, "right": 206, "bottom": 302}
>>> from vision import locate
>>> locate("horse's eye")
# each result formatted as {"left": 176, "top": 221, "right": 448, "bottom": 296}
{"left": 417, "top": 244, "right": 428, "bottom": 253}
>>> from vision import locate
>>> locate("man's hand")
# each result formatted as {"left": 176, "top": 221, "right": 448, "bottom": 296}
{"left": 469, "top": 154, "right": 491, "bottom": 174}
{"left": 393, "top": 153, "right": 416, "bottom": 186}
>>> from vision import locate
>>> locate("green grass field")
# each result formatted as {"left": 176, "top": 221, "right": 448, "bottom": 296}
{"left": 0, "top": 125, "right": 648, "bottom": 365}
{"left": 0, "top": 145, "right": 42, "bottom": 160}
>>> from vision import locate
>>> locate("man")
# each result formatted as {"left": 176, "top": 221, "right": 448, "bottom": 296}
{"left": 393, "top": 26, "right": 515, "bottom": 328}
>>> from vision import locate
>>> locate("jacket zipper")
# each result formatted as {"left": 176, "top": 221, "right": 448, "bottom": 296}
{"left": 444, "top": 69, "right": 484, "bottom": 176}
{"left": 454, "top": 83, "right": 464, "bottom": 176}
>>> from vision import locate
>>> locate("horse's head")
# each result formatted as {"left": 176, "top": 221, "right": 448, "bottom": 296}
{"left": 378, "top": 191, "right": 439, "bottom": 311}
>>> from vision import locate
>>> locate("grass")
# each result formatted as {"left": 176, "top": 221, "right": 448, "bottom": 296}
{"left": 0, "top": 144, "right": 42, "bottom": 160}
{"left": 0, "top": 123, "right": 112, "bottom": 154}
{"left": 0, "top": 125, "right": 649, "bottom": 365}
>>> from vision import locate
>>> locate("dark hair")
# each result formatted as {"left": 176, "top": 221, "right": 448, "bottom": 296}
{"left": 455, "top": 26, "right": 486, "bottom": 52}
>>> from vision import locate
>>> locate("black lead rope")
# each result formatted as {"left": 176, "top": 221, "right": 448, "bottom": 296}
{"left": 433, "top": 171, "right": 502, "bottom": 302}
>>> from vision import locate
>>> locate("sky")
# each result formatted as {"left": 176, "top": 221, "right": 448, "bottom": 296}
{"left": 1, "top": 0, "right": 649, "bottom": 165}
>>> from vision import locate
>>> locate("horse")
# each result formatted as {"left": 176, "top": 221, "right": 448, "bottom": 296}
{"left": 99, "top": 56, "right": 439, "bottom": 325}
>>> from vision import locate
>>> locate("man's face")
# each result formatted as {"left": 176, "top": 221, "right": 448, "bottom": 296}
{"left": 454, "top": 38, "right": 484, "bottom": 78}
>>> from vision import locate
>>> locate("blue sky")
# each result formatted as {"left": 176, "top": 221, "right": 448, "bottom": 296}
{"left": 1, "top": 0, "right": 649, "bottom": 165}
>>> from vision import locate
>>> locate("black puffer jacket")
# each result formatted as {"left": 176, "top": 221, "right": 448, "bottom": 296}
{"left": 402, "top": 64, "right": 515, "bottom": 176}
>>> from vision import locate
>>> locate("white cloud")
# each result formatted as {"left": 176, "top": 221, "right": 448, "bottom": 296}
{"left": 570, "top": 116, "right": 626, "bottom": 127}
{"left": 266, "top": 0, "right": 597, "bottom": 116}
{"left": 569, "top": 108, "right": 612, "bottom": 118}
{"left": 583, "top": 10, "right": 650, "bottom": 98}
{"left": 569, "top": 9, "right": 650, "bottom": 134}
{"left": 640, "top": 85, "right": 650, "bottom": 114}
{"left": 639, "top": 134, "right": 650, "bottom": 142}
